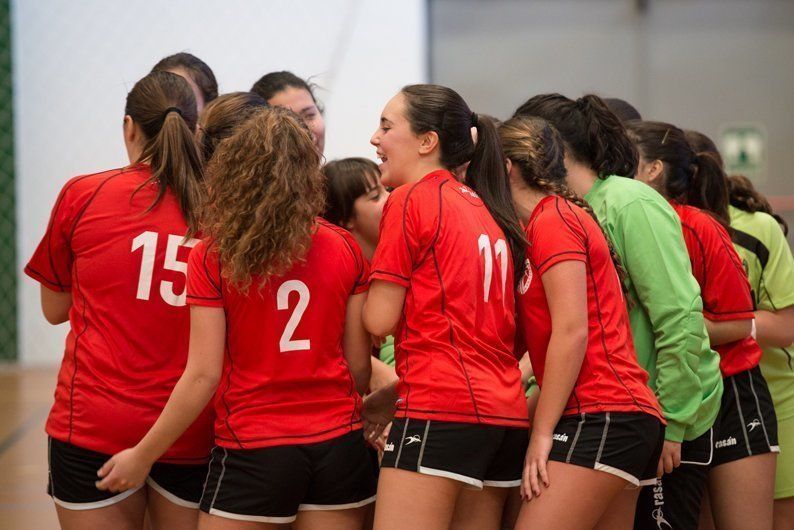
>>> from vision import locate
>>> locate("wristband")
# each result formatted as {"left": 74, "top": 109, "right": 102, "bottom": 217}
{"left": 751, "top": 318, "right": 757, "bottom": 340}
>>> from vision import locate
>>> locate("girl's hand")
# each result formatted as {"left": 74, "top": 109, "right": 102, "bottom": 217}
{"left": 95, "top": 447, "right": 154, "bottom": 493}
{"left": 521, "top": 432, "right": 552, "bottom": 501}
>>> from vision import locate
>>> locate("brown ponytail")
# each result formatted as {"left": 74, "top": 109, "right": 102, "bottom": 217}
{"left": 499, "top": 116, "right": 630, "bottom": 295}
{"left": 400, "top": 84, "right": 526, "bottom": 285}
{"left": 626, "top": 121, "right": 730, "bottom": 229}
{"left": 513, "top": 93, "right": 638, "bottom": 179}
{"left": 729, "top": 175, "right": 789, "bottom": 236}
{"left": 125, "top": 71, "right": 204, "bottom": 237}
{"left": 197, "top": 91, "right": 268, "bottom": 162}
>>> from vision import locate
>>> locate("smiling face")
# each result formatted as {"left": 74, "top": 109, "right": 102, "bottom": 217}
{"left": 268, "top": 86, "right": 326, "bottom": 154}
{"left": 370, "top": 92, "right": 430, "bottom": 188}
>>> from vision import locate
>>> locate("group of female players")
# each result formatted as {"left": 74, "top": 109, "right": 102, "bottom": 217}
{"left": 25, "top": 52, "right": 794, "bottom": 530}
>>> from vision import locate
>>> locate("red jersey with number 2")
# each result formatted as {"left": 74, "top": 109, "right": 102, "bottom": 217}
{"left": 186, "top": 219, "right": 369, "bottom": 449}
{"left": 370, "top": 170, "right": 528, "bottom": 428}
{"left": 671, "top": 203, "right": 762, "bottom": 376}
{"left": 25, "top": 165, "right": 213, "bottom": 463}
{"left": 517, "top": 196, "right": 664, "bottom": 421}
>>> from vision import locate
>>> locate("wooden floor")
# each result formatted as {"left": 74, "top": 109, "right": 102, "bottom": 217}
{"left": 0, "top": 366, "right": 59, "bottom": 529}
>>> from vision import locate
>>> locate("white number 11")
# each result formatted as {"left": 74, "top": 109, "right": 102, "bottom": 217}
{"left": 478, "top": 234, "right": 507, "bottom": 303}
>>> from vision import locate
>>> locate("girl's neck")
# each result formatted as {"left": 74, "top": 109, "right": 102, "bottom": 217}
{"left": 566, "top": 162, "right": 599, "bottom": 197}
{"left": 512, "top": 184, "right": 552, "bottom": 225}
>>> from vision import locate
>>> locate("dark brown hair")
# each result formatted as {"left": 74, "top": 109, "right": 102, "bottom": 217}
{"left": 513, "top": 93, "right": 638, "bottom": 179}
{"left": 197, "top": 92, "right": 267, "bottom": 162}
{"left": 626, "top": 121, "right": 730, "bottom": 228}
{"left": 323, "top": 158, "right": 381, "bottom": 227}
{"left": 152, "top": 52, "right": 218, "bottom": 104}
{"left": 125, "top": 70, "right": 204, "bottom": 236}
{"left": 202, "top": 107, "right": 324, "bottom": 291}
{"left": 728, "top": 175, "right": 789, "bottom": 236}
{"left": 499, "top": 116, "right": 629, "bottom": 294}
{"left": 400, "top": 84, "right": 526, "bottom": 284}
{"left": 684, "top": 129, "right": 725, "bottom": 169}
{"left": 251, "top": 71, "right": 322, "bottom": 110}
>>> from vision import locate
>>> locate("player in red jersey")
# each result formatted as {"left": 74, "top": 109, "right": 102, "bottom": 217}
{"left": 362, "top": 84, "right": 529, "bottom": 530}
{"left": 95, "top": 107, "right": 376, "bottom": 529}
{"left": 497, "top": 116, "right": 665, "bottom": 530}
{"left": 25, "top": 71, "right": 211, "bottom": 530}
{"left": 628, "top": 121, "right": 778, "bottom": 530}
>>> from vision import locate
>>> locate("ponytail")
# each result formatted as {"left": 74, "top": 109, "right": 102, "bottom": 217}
{"left": 400, "top": 84, "right": 527, "bottom": 286}
{"left": 126, "top": 71, "right": 204, "bottom": 237}
{"left": 467, "top": 114, "right": 527, "bottom": 284}
{"left": 576, "top": 95, "right": 638, "bottom": 178}
{"left": 729, "top": 174, "right": 789, "bottom": 236}
{"left": 689, "top": 151, "right": 730, "bottom": 228}
{"left": 499, "top": 115, "right": 629, "bottom": 297}
{"left": 513, "top": 93, "right": 638, "bottom": 179}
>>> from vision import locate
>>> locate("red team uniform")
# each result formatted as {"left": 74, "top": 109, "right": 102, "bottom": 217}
{"left": 670, "top": 203, "right": 778, "bottom": 465}
{"left": 186, "top": 219, "right": 368, "bottom": 449}
{"left": 26, "top": 164, "right": 213, "bottom": 507}
{"left": 373, "top": 170, "right": 528, "bottom": 488}
{"left": 518, "top": 196, "right": 664, "bottom": 486}
{"left": 188, "top": 219, "right": 376, "bottom": 522}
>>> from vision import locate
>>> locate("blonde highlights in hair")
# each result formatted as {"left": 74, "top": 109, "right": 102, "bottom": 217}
{"left": 202, "top": 107, "right": 324, "bottom": 291}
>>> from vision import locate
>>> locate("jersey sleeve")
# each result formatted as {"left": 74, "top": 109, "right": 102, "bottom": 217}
{"left": 614, "top": 198, "right": 706, "bottom": 442}
{"left": 24, "top": 180, "right": 81, "bottom": 292}
{"left": 684, "top": 216, "right": 755, "bottom": 322}
{"left": 370, "top": 189, "right": 423, "bottom": 288}
{"left": 529, "top": 202, "right": 587, "bottom": 275}
{"left": 758, "top": 215, "right": 794, "bottom": 311}
{"left": 186, "top": 240, "right": 224, "bottom": 308}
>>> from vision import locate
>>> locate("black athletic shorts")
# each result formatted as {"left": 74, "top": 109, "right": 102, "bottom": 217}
{"left": 200, "top": 430, "right": 376, "bottom": 524}
{"left": 712, "top": 366, "right": 779, "bottom": 466}
{"left": 548, "top": 412, "right": 664, "bottom": 487}
{"left": 47, "top": 437, "right": 207, "bottom": 510}
{"left": 380, "top": 418, "right": 528, "bottom": 489}
{"left": 634, "top": 426, "right": 714, "bottom": 530}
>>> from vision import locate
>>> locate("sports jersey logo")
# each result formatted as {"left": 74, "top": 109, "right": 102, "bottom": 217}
{"left": 384, "top": 442, "right": 395, "bottom": 452}
{"left": 715, "top": 437, "right": 737, "bottom": 449}
{"left": 518, "top": 259, "right": 533, "bottom": 295}
{"left": 459, "top": 186, "right": 479, "bottom": 198}
{"left": 747, "top": 418, "right": 761, "bottom": 432}
{"left": 552, "top": 433, "right": 569, "bottom": 443}
{"left": 404, "top": 435, "right": 422, "bottom": 446}
{"left": 652, "top": 508, "right": 672, "bottom": 530}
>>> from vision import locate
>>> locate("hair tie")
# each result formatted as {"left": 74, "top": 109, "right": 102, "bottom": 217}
{"left": 163, "top": 106, "right": 183, "bottom": 119}
{"left": 470, "top": 112, "right": 478, "bottom": 127}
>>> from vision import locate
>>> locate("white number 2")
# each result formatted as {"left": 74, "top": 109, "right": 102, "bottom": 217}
{"left": 131, "top": 231, "right": 198, "bottom": 307}
{"left": 478, "top": 234, "right": 508, "bottom": 303}
{"left": 277, "top": 280, "right": 311, "bottom": 352}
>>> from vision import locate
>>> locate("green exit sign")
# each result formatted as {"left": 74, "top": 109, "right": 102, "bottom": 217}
{"left": 720, "top": 124, "right": 766, "bottom": 182}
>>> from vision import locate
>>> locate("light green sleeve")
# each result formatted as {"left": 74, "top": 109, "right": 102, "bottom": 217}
{"left": 758, "top": 217, "right": 794, "bottom": 310}
{"left": 379, "top": 335, "right": 395, "bottom": 367}
{"left": 615, "top": 199, "right": 707, "bottom": 442}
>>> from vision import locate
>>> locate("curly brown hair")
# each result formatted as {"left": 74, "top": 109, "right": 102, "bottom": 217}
{"left": 499, "top": 116, "right": 630, "bottom": 297}
{"left": 202, "top": 106, "right": 324, "bottom": 291}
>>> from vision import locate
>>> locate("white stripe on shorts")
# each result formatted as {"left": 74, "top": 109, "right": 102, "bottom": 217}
{"left": 146, "top": 477, "right": 199, "bottom": 509}
{"left": 417, "top": 466, "right": 483, "bottom": 489}
{"left": 52, "top": 484, "right": 143, "bottom": 511}
{"left": 299, "top": 495, "right": 377, "bottom": 511}
{"left": 208, "top": 507, "right": 297, "bottom": 524}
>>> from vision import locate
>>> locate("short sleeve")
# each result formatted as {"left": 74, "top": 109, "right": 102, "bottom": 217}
{"left": 529, "top": 200, "right": 587, "bottom": 276}
{"left": 370, "top": 190, "right": 420, "bottom": 288}
{"left": 684, "top": 216, "right": 755, "bottom": 322}
{"left": 186, "top": 240, "right": 224, "bottom": 308}
{"left": 24, "top": 180, "right": 80, "bottom": 292}
{"left": 758, "top": 216, "right": 794, "bottom": 311}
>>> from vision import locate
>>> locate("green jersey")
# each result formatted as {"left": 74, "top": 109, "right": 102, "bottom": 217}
{"left": 379, "top": 335, "right": 395, "bottom": 367}
{"left": 730, "top": 205, "right": 794, "bottom": 420}
{"left": 585, "top": 175, "right": 723, "bottom": 442}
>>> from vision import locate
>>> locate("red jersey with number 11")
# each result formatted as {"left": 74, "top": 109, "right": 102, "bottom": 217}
{"left": 25, "top": 165, "right": 213, "bottom": 463}
{"left": 186, "top": 219, "right": 369, "bottom": 449}
{"left": 370, "top": 170, "right": 528, "bottom": 428}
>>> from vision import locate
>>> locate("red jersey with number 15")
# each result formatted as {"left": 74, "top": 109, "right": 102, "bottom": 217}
{"left": 186, "top": 219, "right": 369, "bottom": 449}
{"left": 25, "top": 165, "right": 213, "bottom": 463}
{"left": 671, "top": 203, "right": 762, "bottom": 376}
{"left": 370, "top": 170, "right": 528, "bottom": 428}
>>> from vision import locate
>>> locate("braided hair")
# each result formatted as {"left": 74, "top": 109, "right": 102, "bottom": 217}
{"left": 499, "top": 116, "right": 630, "bottom": 295}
